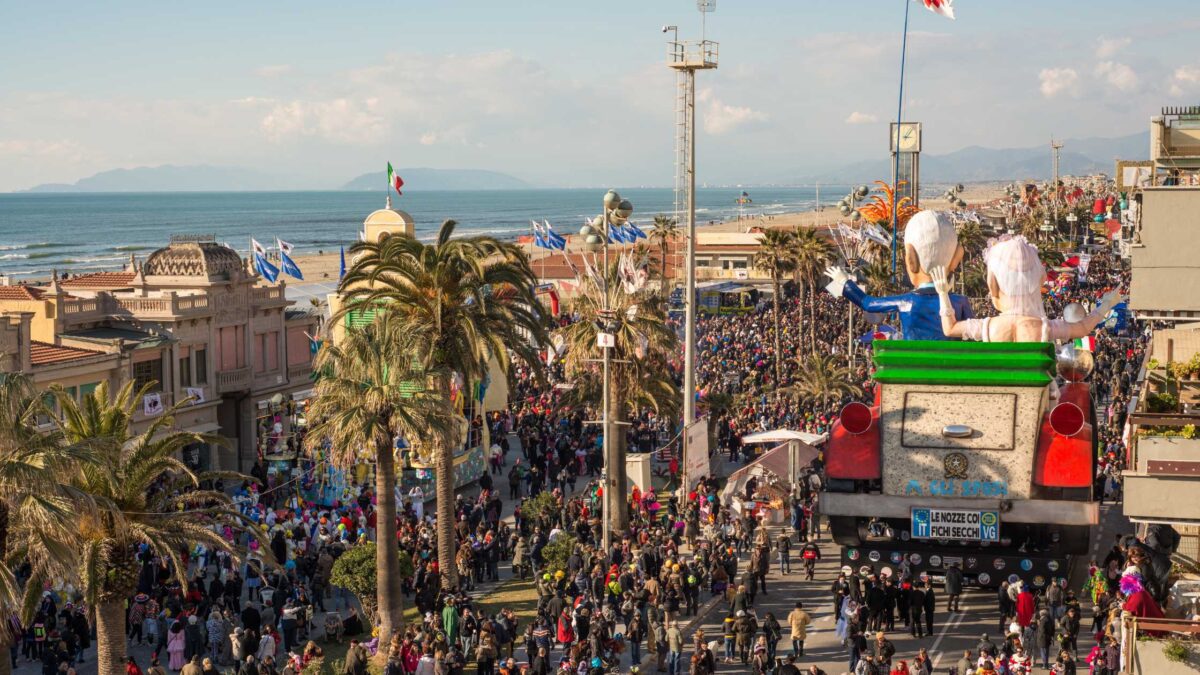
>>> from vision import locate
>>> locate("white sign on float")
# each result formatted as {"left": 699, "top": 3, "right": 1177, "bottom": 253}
{"left": 684, "top": 416, "right": 710, "bottom": 489}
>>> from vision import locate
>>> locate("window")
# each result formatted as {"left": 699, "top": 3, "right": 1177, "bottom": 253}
{"left": 179, "top": 351, "right": 192, "bottom": 388}
{"left": 194, "top": 348, "right": 208, "bottom": 384}
{"left": 257, "top": 332, "right": 279, "bottom": 373}
{"left": 35, "top": 392, "right": 55, "bottom": 427}
{"left": 132, "top": 359, "right": 163, "bottom": 393}
{"left": 79, "top": 382, "right": 99, "bottom": 399}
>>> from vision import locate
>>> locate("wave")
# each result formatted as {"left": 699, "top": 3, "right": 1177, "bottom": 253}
{"left": 27, "top": 252, "right": 59, "bottom": 259}
{"left": 110, "top": 245, "right": 152, "bottom": 252}
{"left": 0, "top": 254, "right": 28, "bottom": 261}
{"left": 24, "top": 242, "right": 69, "bottom": 250}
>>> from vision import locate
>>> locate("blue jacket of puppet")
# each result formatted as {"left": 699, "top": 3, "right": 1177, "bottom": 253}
{"left": 825, "top": 210, "right": 972, "bottom": 341}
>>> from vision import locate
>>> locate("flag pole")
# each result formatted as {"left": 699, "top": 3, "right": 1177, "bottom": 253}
{"left": 891, "top": 0, "right": 912, "bottom": 281}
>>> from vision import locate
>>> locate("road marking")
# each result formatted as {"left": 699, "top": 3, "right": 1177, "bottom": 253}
{"left": 929, "top": 600, "right": 971, "bottom": 670}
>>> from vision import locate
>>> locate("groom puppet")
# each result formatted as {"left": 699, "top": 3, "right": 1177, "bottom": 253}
{"left": 825, "top": 210, "right": 972, "bottom": 340}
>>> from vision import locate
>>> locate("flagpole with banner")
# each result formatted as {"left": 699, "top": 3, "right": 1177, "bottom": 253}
{"left": 890, "top": 0, "right": 911, "bottom": 280}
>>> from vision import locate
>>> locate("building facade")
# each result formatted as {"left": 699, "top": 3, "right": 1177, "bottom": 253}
{"left": 0, "top": 236, "right": 319, "bottom": 472}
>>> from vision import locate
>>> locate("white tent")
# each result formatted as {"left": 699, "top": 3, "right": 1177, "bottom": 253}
{"left": 741, "top": 429, "right": 828, "bottom": 446}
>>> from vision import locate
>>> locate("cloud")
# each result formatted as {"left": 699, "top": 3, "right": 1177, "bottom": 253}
{"left": 260, "top": 98, "right": 387, "bottom": 144}
{"left": 1095, "top": 61, "right": 1138, "bottom": 92}
{"left": 697, "top": 88, "right": 768, "bottom": 135}
{"left": 1170, "top": 66, "right": 1200, "bottom": 97}
{"left": 0, "top": 139, "right": 86, "bottom": 160}
{"left": 1094, "top": 37, "right": 1131, "bottom": 59}
{"left": 1039, "top": 67, "right": 1079, "bottom": 98}
{"left": 845, "top": 111, "right": 878, "bottom": 125}
{"left": 255, "top": 64, "right": 293, "bottom": 78}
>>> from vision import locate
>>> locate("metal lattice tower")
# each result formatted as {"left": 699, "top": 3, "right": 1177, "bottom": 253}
{"left": 674, "top": 70, "right": 689, "bottom": 222}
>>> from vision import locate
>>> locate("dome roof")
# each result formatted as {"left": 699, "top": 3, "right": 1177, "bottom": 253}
{"left": 143, "top": 240, "right": 244, "bottom": 280}
{"left": 363, "top": 208, "right": 414, "bottom": 227}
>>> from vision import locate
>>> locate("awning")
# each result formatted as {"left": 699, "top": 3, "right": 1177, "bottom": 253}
{"left": 720, "top": 441, "right": 821, "bottom": 504}
{"left": 741, "top": 429, "right": 828, "bottom": 446}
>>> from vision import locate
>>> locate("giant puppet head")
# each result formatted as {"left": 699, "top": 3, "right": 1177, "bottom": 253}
{"left": 903, "top": 210, "right": 964, "bottom": 287}
{"left": 983, "top": 235, "right": 1047, "bottom": 317}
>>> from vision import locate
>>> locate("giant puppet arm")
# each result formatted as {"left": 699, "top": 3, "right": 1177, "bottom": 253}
{"left": 826, "top": 265, "right": 971, "bottom": 341}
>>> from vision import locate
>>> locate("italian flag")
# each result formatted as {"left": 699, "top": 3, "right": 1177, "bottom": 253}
{"left": 387, "top": 162, "right": 404, "bottom": 195}
{"left": 1074, "top": 336, "right": 1096, "bottom": 352}
{"left": 919, "top": 0, "right": 955, "bottom": 20}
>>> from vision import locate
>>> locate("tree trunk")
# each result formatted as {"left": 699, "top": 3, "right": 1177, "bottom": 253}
{"left": 607, "top": 391, "right": 630, "bottom": 533}
{"left": 374, "top": 438, "right": 403, "bottom": 644}
{"left": 95, "top": 600, "right": 127, "bottom": 675}
{"left": 435, "top": 386, "right": 458, "bottom": 590}
{"left": 772, "top": 277, "right": 783, "bottom": 393}
{"left": 797, "top": 280, "right": 807, "bottom": 353}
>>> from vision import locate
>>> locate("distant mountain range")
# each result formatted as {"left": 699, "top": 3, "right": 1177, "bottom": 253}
{"left": 21, "top": 165, "right": 533, "bottom": 193}
{"left": 798, "top": 131, "right": 1150, "bottom": 184}
{"left": 341, "top": 167, "right": 531, "bottom": 191}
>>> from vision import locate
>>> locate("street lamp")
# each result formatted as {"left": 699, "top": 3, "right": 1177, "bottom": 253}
{"left": 942, "top": 183, "right": 968, "bottom": 209}
{"left": 578, "top": 189, "right": 633, "bottom": 552}
{"left": 838, "top": 186, "right": 869, "bottom": 363}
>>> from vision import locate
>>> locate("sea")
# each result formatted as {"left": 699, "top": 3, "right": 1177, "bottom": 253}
{"left": 0, "top": 187, "right": 844, "bottom": 280}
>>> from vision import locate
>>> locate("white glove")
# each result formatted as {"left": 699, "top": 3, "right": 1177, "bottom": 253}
{"left": 1095, "top": 290, "right": 1126, "bottom": 315}
{"left": 824, "top": 265, "right": 853, "bottom": 297}
{"left": 929, "top": 266, "right": 951, "bottom": 296}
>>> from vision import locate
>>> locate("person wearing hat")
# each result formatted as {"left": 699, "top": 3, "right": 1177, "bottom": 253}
{"left": 869, "top": 631, "right": 895, "bottom": 669}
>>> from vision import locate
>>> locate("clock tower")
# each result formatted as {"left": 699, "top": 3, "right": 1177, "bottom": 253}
{"left": 890, "top": 122, "right": 922, "bottom": 206}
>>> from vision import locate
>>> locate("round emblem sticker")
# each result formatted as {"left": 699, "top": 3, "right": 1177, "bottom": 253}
{"left": 880, "top": 567, "right": 893, "bottom": 578}
{"left": 966, "top": 557, "right": 978, "bottom": 569}
{"left": 868, "top": 550, "right": 882, "bottom": 562}
{"left": 1020, "top": 559, "right": 1033, "bottom": 571}
{"left": 1047, "top": 560, "right": 1060, "bottom": 572}
{"left": 993, "top": 558, "right": 1006, "bottom": 570}
{"left": 890, "top": 552, "right": 904, "bottom": 564}
{"left": 1033, "top": 575, "right": 1046, "bottom": 587}
{"left": 981, "top": 512, "right": 998, "bottom": 527}
{"left": 929, "top": 555, "right": 942, "bottom": 567}
{"left": 909, "top": 553, "right": 923, "bottom": 565}
{"left": 900, "top": 531, "right": 911, "bottom": 541}
{"left": 847, "top": 549, "right": 860, "bottom": 561}
{"left": 1008, "top": 574, "right": 1021, "bottom": 585}
{"left": 841, "top": 566, "right": 853, "bottom": 576}
{"left": 977, "top": 572, "right": 991, "bottom": 586}
{"left": 859, "top": 565, "right": 872, "bottom": 577}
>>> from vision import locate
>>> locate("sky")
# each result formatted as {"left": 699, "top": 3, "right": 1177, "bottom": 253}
{"left": 2, "top": 0, "right": 1199, "bottom": 192}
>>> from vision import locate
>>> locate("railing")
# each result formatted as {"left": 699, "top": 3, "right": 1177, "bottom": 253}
{"left": 695, "top": 267, "right": 761, "bottom": 281}
{"left": 288, "top": 362, "right": 313, "bottom": 381}
{"left": 1121, "top": 614, "right": 1200, "bottom": 673}
{"left": 667, "top": 40, "right": 719, "bottom": 68}
{"left": 59, "top": 297, "right": 101, "bottom": 319}
{"left": 216, "top": 366, "right": 252, "bottom": 394}
{"left": 250, "top": 287, "right": 285, "bottom": 305}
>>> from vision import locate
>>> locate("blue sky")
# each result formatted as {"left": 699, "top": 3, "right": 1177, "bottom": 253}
{"left": 2, "top": 0, "right": 1197, "bottom": 191}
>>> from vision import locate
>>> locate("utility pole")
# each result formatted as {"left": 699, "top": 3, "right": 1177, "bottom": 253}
{"left": 1051, "top": 138, "right": 1063, "bottom": 233}
{"left": 668, "top": 12, "right": 717, "bottom": 496}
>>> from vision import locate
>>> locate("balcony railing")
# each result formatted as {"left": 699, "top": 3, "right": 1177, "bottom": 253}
{"left": 250, "top": 287, "right": 286, "bottom": 306}
{"left": 60, "top": 293, "right": 212, "bottom": 324}
{"left": 288, "top": 362, "right": 313, "bottom": 381}
{"left": 216, "top": 366, "right": 252, "bottom": 394}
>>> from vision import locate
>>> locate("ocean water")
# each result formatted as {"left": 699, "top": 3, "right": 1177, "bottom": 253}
{"left": 0, "top": 187, "right": 842, "bottom": 279}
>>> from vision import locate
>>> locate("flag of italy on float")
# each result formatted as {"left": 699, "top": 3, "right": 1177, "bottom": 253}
{"left": 1074, "top": 336, "right": 1096, "bottom": 352}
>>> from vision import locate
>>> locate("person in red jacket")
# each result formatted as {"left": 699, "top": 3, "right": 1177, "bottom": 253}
{"left": 1015, "top": 584, "right": 1036, "bottom": 629}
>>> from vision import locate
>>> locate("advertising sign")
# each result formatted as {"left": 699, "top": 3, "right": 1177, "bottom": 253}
{"left": 911, "top": 507, "right": 1000, "bottom": 542}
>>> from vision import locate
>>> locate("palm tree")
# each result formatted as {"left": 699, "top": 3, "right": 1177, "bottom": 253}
{"left": 956, "top": 220, "right": 986, "bottom": 259}
{"left": 558, "top": 259, "right": 679, "bottom": 531}
{"left": 790, "top": 227, "right": 835, "bottom": 351}
{"left": 0, "top": 375, "right": 81, "bottom": 675}
{"left": 753, "top": 229, "right": 795, "bottom": 391}
{"left": 337, "top": 219, "right": 548, "bottom": 589}
{"left": 52, "top": 381, "right": 253, "bottom": 675}
{"left": 860, "top": 257, "right": 904, "bottom": 297}
{"left": 306, "top": 315, "right": 455, "bottom": 643}
{"left": 787, "top": 354, "right": 863, "bottom": 408}
{"left": 649, "top": 215, "right": 679, "bottom": 291}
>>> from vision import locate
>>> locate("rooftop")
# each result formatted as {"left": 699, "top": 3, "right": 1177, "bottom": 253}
{"left": 60, "top": 324, "right": 170, "bottom": 348}
{"left": 28, "top": 340, "right": 106, "bottom": 366}
{"left": 59, "top": 271, "right": 136, "bottom": 290}
{"left": 0, "top": 285, "right": 46, "bottom": 301}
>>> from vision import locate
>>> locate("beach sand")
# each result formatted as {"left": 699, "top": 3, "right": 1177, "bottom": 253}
{"left": 289, "top": 183, "right": 1009, "bottom": 287}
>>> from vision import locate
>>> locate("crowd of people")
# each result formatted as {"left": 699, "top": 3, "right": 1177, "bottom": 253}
{"left": 9, "top": 215, "right": 1172, "bottom": 675}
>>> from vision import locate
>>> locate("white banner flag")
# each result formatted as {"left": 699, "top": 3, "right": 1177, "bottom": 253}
{"left": 143, "top": 392, "right": 164, "bottom": 417}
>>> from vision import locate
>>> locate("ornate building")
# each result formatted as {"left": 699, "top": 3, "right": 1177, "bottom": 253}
{"left": 0, "top": 236, "right": 320, "bottom": 472}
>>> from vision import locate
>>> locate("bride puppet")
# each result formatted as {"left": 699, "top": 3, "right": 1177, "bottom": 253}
{"left": 929, "top": 234, "right": 1122, "bottom": 343}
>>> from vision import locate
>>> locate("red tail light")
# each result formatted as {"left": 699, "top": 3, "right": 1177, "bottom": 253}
{"left": 840, "top": 402, "right": 873, "bottom": 435}
{"left": 1049, "top": 402, "right": 1085, "bottom": 437}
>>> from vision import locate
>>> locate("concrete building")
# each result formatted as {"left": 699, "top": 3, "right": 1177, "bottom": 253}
{"left": 0, "top": 236, "right": 320, "bottom": 472}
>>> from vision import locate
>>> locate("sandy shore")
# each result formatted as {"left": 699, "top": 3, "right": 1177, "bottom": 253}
{"left": 290, "top": 183, "right": 1009, "bottom": 286}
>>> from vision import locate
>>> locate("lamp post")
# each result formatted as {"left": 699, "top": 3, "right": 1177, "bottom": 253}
{"left": 578, "top": 190, "right": 633, "bottom": 552}
{"left": 942, "top": 184, "right": 968, "bottom": 210}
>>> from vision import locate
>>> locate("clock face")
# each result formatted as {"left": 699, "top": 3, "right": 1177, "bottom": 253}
{"left": 893, "top": 123, "right": 920, "bottom": 152}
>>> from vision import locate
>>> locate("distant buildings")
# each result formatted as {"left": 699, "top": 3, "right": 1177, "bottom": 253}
{"left": 0, "top": 236, "right": 320, "bottom": 472}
